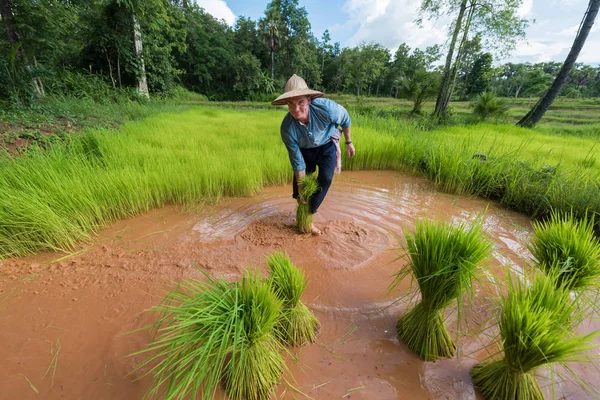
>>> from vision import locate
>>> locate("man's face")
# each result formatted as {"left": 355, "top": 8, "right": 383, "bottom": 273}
{"left": 287, "top": 96, "right": 310, "bottom": 122}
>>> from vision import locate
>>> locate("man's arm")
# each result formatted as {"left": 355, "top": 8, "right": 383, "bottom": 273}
{"left": 340, "top": 126, "right": 355, "bottom": 158}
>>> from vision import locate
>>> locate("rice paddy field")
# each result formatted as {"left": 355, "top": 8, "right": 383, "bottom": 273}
{"left": 1, "top": 97, "right": 600, "bottom": 399}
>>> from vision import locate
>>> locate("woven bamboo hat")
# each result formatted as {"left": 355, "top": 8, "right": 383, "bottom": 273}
{"left": 271, "top": 74, "right": 323, "bottom": 106}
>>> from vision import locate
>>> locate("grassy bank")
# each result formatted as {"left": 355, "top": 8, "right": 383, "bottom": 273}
{"left": 1, "top": 105, "right": 600, "bottom": 258}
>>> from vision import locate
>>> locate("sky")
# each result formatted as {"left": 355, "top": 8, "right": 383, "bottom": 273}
{"left": 195, "top": 0, "right": 600, "bottom": 65}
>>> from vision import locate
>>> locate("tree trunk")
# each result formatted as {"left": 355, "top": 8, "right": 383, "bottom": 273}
{"left": 444, "top": 2, "right": 475, "bottom": 106}
{"left": 104, "top": 47, "right": 116, "bottom": 89}
{"left": 433, "top": 0, "right": 469, "bottom": 118}
{"left": 518, "top": 0, "right": 600, "bottom": 128}
{"left": 271, "top": 46, "right": 275, "bottom": 80}
{"left": 132, "top": 13, "right": 149, "bottom": 98}
{"left": 117, "top": 52, "right": 122, "bottom": 89}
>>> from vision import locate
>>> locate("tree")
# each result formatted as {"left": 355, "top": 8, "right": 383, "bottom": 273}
{"left": 418, "top": 0, "right": 528, "bottom": 119}
{"left": 465, "top": 52, "right": 493, "bottom": 97}
{"left": 399, "top": 68, "right": 441, "bottom": 114}
{"left": 518, "top": 0, "right": 600, "bottom": 127}
{"left": 0, "top": 0, "right": 44, "bottom": 97}
{"left": 259, "top": 8, "right": 280, "bottom": 80}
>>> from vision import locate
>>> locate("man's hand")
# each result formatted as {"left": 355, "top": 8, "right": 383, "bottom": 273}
{"left": 297, "top": 183, "right": 307, "bottom": 204}
{"left": 346, "top": 143, "right": 356, "bottom": 158}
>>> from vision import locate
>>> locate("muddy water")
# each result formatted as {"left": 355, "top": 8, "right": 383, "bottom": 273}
{"left": 0, "top": 170, "right": 597, "bottom": 400}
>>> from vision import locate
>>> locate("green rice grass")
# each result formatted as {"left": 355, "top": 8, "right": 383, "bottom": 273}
{"left": 391, "top": 219, "right": 492, "bottom": 361}
{"left": 296, "top": 173, "right": 319, "bottom": 234}
{"left": 471, "top": 272, "right": 598, "bottom": 400}
{"left": 223, "top": 272, "right": 284, "bottom": 400}
{"left": 266, "top": 251, "right": 319, "bottom": 346}
{"left": 2, "top": 106, "right": 600, "bottom": 258}
{"left": 131, "top": 270, "right": 284, "bottom": 400}
{"left": 529, "top": 212, "right": 600, "bottom": 291}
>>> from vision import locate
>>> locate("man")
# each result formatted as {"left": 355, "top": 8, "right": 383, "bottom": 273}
{"left": 272, "top": 74, "right": 355, "bottom": 235}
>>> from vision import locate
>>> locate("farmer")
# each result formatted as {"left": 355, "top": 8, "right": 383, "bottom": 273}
{"left": 272, "top": 74, "right": 355, "bottom": 235}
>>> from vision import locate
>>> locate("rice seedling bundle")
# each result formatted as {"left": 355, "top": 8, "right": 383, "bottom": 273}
{"left": 266, "top": 251, "right": 319, "bottom": 346}
{"left": 132, "top": 275, "right": 241, "bottom": 400}
{"left": 296, "top": 173, "right": 319, "bottom": 233}
{"left": 471, "top": 273, "right": 597, "bottom": 400}
{"left": 529, "top": 212, "right": 600, "bottom": 291}
{"left": 224, "top": 272, "right": 284, "bottom": 400}
{"left": 133, "top": 271, "right": 284, "bottom": 400}
{"left": 392, "top": 219, "right": 492, "bottom": 361}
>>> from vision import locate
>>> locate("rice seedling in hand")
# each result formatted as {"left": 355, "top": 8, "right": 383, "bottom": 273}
{"left": 296, "top": 173, "right": 319, "bottom": 234}
{"left": 391, "top": 219, "right": 492, "bottom": 361}
{"left": 471, "top": 272, "right": 598, "bottom": 400}
{"left": 224, "top": 271, "right": 285, "bottom": 400}
{"left": 267, "top": 251, "right": 319, "bottom": 346}
{"left": 131, "top": 275, "right": 243, "bottom": 400}
{"left": 529, "top": 212, "right": 600, "bottom": 291}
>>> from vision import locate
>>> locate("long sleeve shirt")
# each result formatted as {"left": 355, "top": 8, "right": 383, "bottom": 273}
{"left": 280, "top": 97, "right": 351, "bottom": 172}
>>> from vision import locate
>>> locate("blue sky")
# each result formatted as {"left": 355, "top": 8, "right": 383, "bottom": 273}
{"left": 196, "top": 0, "right": 600, "bottom": 64}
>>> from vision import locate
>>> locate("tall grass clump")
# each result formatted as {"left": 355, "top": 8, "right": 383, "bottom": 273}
{"left": 267, "top": 251, "right": 319, "bottom": 346}
{"left": 391, "top": 219, "right": 492, "bottom": 361}
{"left": 132, "top": 271, "right": 284, "bottom": 400}
{"left": 296, "top": 173, "right": 318, "bottom": 233}
{"left": 472, "top": 92, "right": 508, "bottom": 121}
{"left": 223, "top": 272, "right": 284, "bottom": 400}
{"left": 528, "top": 212, "right": 600, "bottom": 291}
{"left": 471, "top": 273, "right": 598, "bottom": 400}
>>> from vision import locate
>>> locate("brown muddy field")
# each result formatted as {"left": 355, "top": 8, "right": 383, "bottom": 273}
{"left": 0, "top": 170, "right": 598, "bottom": 400}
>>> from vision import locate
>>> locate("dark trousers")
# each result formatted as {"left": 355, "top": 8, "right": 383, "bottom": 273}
{"left": 292, "top": 140, "right": 336, "bottom": 214}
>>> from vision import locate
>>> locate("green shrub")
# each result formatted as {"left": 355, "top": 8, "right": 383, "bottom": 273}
{"left": 472, "top": 92, "right": 508, "bottom": 121}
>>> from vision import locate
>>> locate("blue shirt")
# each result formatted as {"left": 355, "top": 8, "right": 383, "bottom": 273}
{"left": 280, "top": 97, "right": 351, "bottom": 172}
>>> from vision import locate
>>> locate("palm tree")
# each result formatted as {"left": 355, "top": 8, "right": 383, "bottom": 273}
{"left": 518, "top": 0, "right": 600, "bottom": 128}
{"left": 260, "top": 9, "right": 280, "bottom": 81}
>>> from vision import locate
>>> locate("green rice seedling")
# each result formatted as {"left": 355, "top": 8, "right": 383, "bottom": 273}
{"left": 131, "top": 274, "right": 242, "bottom": 400}
{"left": 223, "top": 271, "right": 284, "bottom": 400}
{"left": 266, "top": 251, "right": 319, "bottom": 346}
{"left": 132, "top": 270, "right": 284, "bottom": 400}
{"left": 296, "top": 173, "right": 319, "bottom": 234}
{"left": 471, "top": 272, "right": 598, "bottom": 400}
{"left": 529, "top": 212, "right": 600, "bottom": 291}
{"left": 391, "top": 219, "right": 492, "bottom": 361}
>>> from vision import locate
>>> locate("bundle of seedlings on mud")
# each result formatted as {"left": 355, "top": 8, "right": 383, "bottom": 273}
{"left": 266, "top": 251, "right": 319, "bottom": 346}
{"left": 131, "top": 271, "right": 284, "bottom": 400}
{"left": 223, "top": 271, "right": 285, "bottom": 400}
{"left": 296, "top": 173, "right": 318, "bottom": 233}
{"left": 528, "top": 212, "right": 600, "bottom": 293}
{"left": 390, "top": 218, "right": 492, "bottom": 361}
{"left": 471, "top": 272, "right": 598, "bottom": 400}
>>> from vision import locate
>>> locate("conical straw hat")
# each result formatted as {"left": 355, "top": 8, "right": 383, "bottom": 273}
{"left": 271, "top": 74, "right": 323, "bottom": 106}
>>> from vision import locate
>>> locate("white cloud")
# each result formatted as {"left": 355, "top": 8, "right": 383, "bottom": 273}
{"left": 195, "top": 0, "right": 236, "bottom": 26}
{"left": 339, "top": 0, "right": 447, "bottom": 53}
{"left": 518, "top": 0, "right": 534, "bottom": 17}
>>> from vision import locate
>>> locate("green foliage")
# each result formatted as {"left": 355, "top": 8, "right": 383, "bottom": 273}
{"left": 398, "top": 68, "right": 440, "bottom": 114}
{"left": 465, "top": 52, "right": 493, "bottom": 97}
{"left": 391, "top": 219, "right": 492, "bottom": 360}
{"left": 296, "top": 173, "right": 319, "bottom": 233}
{"left": 266, "top": 252, "right": 319, "bottom": 346}
{"left": 529, "top": 212, "right": 600, "bottom": 291}
{"left": 132, "top": 270, "right": 283, "bottom": 400}
{"left": 472, "top": 92, "right": 508, "bottom": 121}
{"left": 471, "top": 272, "right": 598, "bottom": 400}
